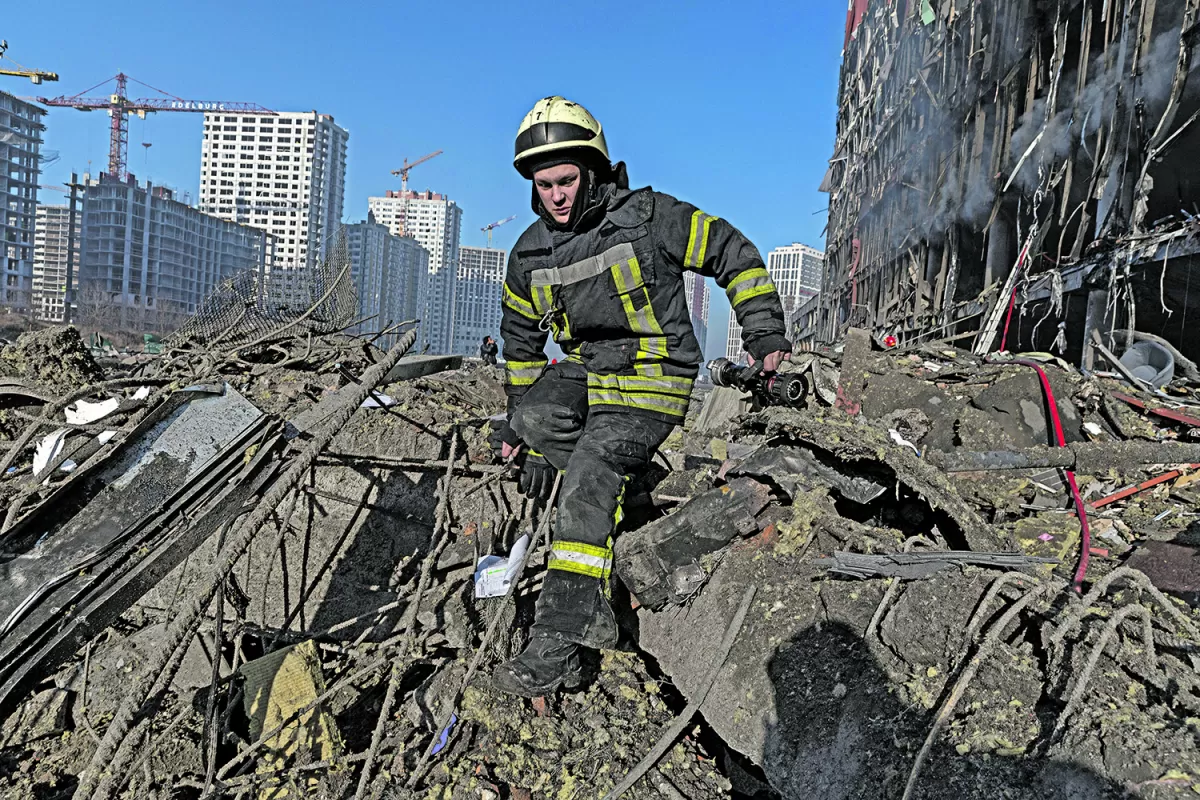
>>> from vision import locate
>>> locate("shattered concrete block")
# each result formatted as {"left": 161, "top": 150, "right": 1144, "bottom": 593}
{"left": 834, "top": 327, "right": 871, "bottom": 415}
{"left": 971, "top": 370, "right": 1083, "bottom": 448}
{"left": 693, "top": 386, "right": 752, "bottom": 434}
{"left": 614, "top": 477, "right": 773, "bottom": 609}
{"left": 0, "top": 688, "right": 70, "bottom": 748}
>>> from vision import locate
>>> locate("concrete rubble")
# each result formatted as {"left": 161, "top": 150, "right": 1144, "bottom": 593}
{"left": 3, "top": 320, "right": 1200, "bottom": 800}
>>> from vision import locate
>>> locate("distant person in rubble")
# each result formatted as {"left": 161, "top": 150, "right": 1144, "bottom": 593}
{"left": 480, "top": 335, "right": 499, "bottom": 366}
{"left": 489, "top": 96, "right": 792, "bottom": 696}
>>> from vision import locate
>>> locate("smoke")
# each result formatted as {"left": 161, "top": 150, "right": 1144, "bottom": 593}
{"left": 905, "top": 100, "right": 1000, "bottom": 246}
{"left": 877, "top": 10, "right": 1191, "bottom": 247}
{"left": 931, "top": 156, "right": 997, "bottom": 233}
{"left": 1006, "top": 30, "right": 1189, "bottom": 192}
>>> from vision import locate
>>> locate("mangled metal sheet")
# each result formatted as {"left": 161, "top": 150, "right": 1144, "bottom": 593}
{"left": 0, "top": 385, "right": 270, "bottom": 714}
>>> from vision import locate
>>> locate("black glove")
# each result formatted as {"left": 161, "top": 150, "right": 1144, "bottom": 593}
{"left": 488, "top": 418, "right": 521, "bottom": 462}
{"left": 518, "top": 450, "right": 557, "bottom": 501}
{"left": 744, "top": 333, "right": 794, "bottom": 367}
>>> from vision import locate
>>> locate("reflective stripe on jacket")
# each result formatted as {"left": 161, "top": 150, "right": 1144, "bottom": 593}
{"left": 500, "top": 173, "right": 786, "bottom": 422}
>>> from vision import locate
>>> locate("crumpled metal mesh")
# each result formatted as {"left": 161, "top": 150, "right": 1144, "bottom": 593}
{"left": 169, "top": 229, "right": 357, "bottom": 348}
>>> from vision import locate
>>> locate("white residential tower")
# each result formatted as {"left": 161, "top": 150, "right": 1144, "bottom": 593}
{"left": 367, "top": 190, "right": 462, "bottom": 353}
{"left": 726, "top": 243, "right": 824, "bottom": 363}
{"left": 453, "top": 246, "right": 506, "bottom": 357}
{"left": 198, "top": 110, "right": 348, "bottom": 271}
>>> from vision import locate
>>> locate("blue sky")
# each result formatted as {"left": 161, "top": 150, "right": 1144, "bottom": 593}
{"left": 3, "top": 0, "right": 844, "bottom": 358}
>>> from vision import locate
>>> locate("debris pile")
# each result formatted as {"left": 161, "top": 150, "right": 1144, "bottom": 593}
{"left": 4, "top": 319, "right": 1200, "bottom": 799}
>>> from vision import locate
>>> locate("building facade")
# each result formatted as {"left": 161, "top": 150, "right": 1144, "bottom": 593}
{"left": 767, "top": 243, "right": 824, "bottom": 315}
{"left": 725, "top": 242, "right": 824, "bottom": 362}
{"left": 0, "top": 91, "right": 45, "bottom": 312}
{"left": 367, "top": 190, "right": 462, "bottom": 353}
{"left": 345, "top": 216, "right": 428, "bottom": 344}
{"left": 75, "top": 173, "right": 273, "bottom": 332}
{"left": 682, "top": 271, "right": 710, "bottom": 357}
{"left": 346, "top": 220, "right": 387, "bottom": 330}
{"left": 453, "top": 246, "right": 506, "bottom": 357}
{"left": 198, "top": 110, "right": 348, "bottom": 271}
{"left": 818, "top": 0, "right": 1200, "bottom": 364}
{"left": 32, "top": 204, "right": 76, "bottom": 322}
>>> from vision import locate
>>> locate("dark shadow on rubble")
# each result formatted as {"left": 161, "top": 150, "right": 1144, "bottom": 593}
{"left": 761, "top": 621, "right": 1125, "bottom": 800}
{"left": 305, "top": 457, "right": 444, "bottom": 639}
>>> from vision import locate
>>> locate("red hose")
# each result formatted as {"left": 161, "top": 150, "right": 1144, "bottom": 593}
{"left": 1007, "top": 357, "right": 1091, "bottom": 592}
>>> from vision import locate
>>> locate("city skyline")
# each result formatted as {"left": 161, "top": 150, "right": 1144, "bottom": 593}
{"left": 3, "top": 1, "right": 841, "bottom": 358}
{"left": 10, "top": 85, "right": 824, "bottom": 360}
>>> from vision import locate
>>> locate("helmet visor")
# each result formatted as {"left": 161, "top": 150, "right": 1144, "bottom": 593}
{"left": 515, "top": 121, "right": 599, "bottom": 159}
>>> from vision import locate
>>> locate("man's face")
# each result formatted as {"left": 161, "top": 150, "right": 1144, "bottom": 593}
{"left": 533, "top": 163, "right": 581, "bottom": 224}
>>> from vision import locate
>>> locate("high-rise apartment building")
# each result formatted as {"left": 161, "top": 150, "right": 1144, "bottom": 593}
{"left": 346, "top": 220, "right": 387, "bottom": 329}
{"left": 198, "top": 110, "right": 348, "bottom": 271}
{"left": 74, "top": 174, "right": 273, "bottom": 332}
{"left": 367, "top": 190, "right": 462, "bottom": 353}
{"left": 345, "top": 215, "right": 428, "bottom": 345}
{"left": 725, "top": 243, "right": 824, "bottom": 363}
{"left": 725, "top": 314, "right": 745, "bottom": 362}
{"left": 453, "top": 246, "right": 506, "bottom": 357}
{"left": 682, "top": 272, "right": 710, "bottom": 356}
{"left": 767, "top": 243, "right": 825, "bottom": 315}
{"left": 32, "top": 205, "right": 77, "bottom": 322}
{"left": 1, "top": 92, "right": 46, "bottom": 312}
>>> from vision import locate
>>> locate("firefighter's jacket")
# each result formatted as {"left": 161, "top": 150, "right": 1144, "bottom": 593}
{"left": 501, "top": 171, "right": 787, "bottom": 423}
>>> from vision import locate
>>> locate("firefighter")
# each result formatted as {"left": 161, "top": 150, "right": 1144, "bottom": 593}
{"left": 490, "top": 96, "right": 791, "bottom": 696}
{"left": 480, "top": 335, "right": 499, "bottom": 366}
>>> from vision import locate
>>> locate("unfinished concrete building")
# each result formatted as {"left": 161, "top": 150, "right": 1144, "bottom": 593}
{"left": 75, "top": 173, "right": 274, "bottom": 332}
{"left": 817, "top": 0, "right": 1200, "bottom": 367}
{"left": 0, "top": 91, "right": 45, "bottom": 313}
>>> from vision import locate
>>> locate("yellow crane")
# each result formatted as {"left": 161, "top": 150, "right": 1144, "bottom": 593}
{"left": 0, "top": 39, "right": 58, "bottom": 84}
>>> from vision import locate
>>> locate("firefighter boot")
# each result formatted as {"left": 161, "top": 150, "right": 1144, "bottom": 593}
{"left": 492, "top": 570, "right": 616, "bottom": 696}
{"left": 491, "top": 635, "right": 587, "bottom": 697}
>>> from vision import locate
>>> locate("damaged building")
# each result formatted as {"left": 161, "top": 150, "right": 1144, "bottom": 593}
{"left": 816, "top": 0, "right": 1200, "bottom": 365}
{"left": 9, "top": 5, "right": 1200, "bottom": 798}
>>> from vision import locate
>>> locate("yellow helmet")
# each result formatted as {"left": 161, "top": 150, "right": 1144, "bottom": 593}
{"left": 513, "top": 96, "right": 609, "bottom": 178}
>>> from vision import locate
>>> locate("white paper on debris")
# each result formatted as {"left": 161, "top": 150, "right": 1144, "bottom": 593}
{"left": 474, "top": 534, "right": 531, "bottom": 599}
{"left": 132, "top": 386, "right": 152, "bottom": 401}
{"left": 888, "top": 428, "right": 922, "bottom": 456}
{"left": 361, "top": 393, "right": 398, "bottom": 408}
{"left": 33, "top": 429, "right": 70, "bottom": 476}
{"left": 64, "top": 397, "right": 120, "bottom": 425}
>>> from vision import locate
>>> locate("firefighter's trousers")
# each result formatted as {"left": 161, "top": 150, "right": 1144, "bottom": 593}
{"left": 510, "top": 361, "right": 676, "bottom": 648}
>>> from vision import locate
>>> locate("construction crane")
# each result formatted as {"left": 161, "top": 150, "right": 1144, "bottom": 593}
{"left": 34, "top": 72, "right": 274, "bottom": 181}
{"left": 0, "top": 40, "right": 58, "bottom": 84}
{"left": 390, "top": 150, "right": 443, "bottom": 193}
{"left": 481, "top": 215, "right": 518, "bottom": 247}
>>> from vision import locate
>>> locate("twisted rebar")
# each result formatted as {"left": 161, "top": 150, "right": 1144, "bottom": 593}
{"left": 902, "top": 582, "right": 1056, "bottom": 800}
{"left": 1051, "top": 604, "right": 1157, "bottom": 741}
{"left": 73, "top": 327, "right": 418, "bottom": 800}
